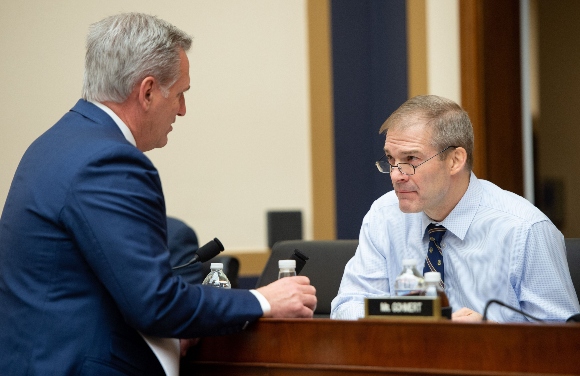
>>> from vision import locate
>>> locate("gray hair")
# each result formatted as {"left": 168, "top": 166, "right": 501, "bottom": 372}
{"left": 82, "top": 13, "right": 192, "bottom": 103}
{"left": 379, "top": 95, "right": 474, "bottom": 170}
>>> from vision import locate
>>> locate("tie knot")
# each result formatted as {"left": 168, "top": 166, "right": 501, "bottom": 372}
{"left": 427, "top": 224, "right": 447, "bottom": 242}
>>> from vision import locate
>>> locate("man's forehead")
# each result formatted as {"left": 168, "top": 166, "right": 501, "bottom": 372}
{"left": 385, "top": 121, "right": 431, "bottom": 143}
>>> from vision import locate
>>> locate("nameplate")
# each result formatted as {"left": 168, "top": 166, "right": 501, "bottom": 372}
{"left": 365, "top": 296, "right": 443, "bottom": 320}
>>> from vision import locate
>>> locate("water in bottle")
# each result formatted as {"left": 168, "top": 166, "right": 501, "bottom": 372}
{"left": 278, "top": 259, "right": 297, "bottom": 279}
{"left": 394, "top": 259, "right": 425, "bottom": 296}
{"left": 202, "top": 263, "right": 231, "bottom": 289}
{"left": 420, "top": 271, "right": 451, "bottom": 319}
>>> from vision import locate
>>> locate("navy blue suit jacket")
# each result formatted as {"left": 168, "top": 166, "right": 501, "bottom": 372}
{"left": 0, "top": 100, "right": 262, "bottom": 375}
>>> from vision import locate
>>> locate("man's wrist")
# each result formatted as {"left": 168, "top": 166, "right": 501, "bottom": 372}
{"left": 249, "top": 289, "right": 271, "bottom": 317}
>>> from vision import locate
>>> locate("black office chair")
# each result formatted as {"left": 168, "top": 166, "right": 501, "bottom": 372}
{"left": 564, "top": 238, "right": 580, "bottom": 301}
{"left": 256, "top": 240, "right": 358, "bottom": 317}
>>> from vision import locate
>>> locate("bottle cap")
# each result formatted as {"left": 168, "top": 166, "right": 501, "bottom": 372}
{"left": 424, "top": 271, "right": 441, "bottom": 282}
{"left": 210, "top": 263, "right": 224, "bottom": 270}
{"left": 278, "top": 259, "right": 296, "bottom": 269}
{"left": 402, "top": 258, "right": 417, "bottom": 266}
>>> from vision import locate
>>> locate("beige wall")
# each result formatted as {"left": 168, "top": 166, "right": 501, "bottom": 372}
{"left": 0, "top": 0, "right": 312, "bottom": 252}
{"left": 425, "top": 0, "right": 460, "bottom": 103}
{"left": 406, "top": 0, "right": 460, "bottom": 103}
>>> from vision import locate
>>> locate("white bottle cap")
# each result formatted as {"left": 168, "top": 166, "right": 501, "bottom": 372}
{"left": 278, "top": 259, "right": 296, "bottom": 269}
{"left": 424, "top": 271, "right": 441, "bottom": 282}
{"left": 402, "top": 258, "right": 417, "bottom": 266}
{"left": 210, "top": 263, "right": 223, "bottom": 270}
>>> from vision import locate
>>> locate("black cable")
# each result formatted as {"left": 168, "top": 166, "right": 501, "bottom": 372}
{"left": 482, "top": 299, "right": 544, "bottom": 322}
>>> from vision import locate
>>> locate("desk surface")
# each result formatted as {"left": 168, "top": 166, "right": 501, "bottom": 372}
{"left": 183, "top": 318, "right": 580, "bottom": 376}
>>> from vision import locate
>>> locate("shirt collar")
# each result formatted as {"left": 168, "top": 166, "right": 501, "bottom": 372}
{"left": 90, "top": 101, "right": 136, "bottom": 147}
{"left": 421, "top": 172, "right": 482, "bottom": 240}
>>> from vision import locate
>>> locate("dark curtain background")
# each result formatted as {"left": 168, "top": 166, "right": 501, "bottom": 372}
{"left": 331, "top": 0, "right": 408, "bottom": 239}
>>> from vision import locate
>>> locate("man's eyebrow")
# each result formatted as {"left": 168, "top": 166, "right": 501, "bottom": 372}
{"left": 384, "top": 148, "right": 420, "bottom": 155}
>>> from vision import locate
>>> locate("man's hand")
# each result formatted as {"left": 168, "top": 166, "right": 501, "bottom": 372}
{"left": 256, "top": 276, "right": 317, "bottom": 318}
{"left": 452, "top": 307, "right": 483, "bottom": 322}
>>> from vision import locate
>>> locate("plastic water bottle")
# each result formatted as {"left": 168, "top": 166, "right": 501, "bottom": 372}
{"left": 420, "top": 271, "right": 451, "bottom": 319}
{"left": 394, "top": 259, "right": 425, "bottom": 296}
{"left": 202, "top": 263, "right": 231, "bottom": 289}
{"left": 278, "top": 259, "right": 297, "bottom": 279}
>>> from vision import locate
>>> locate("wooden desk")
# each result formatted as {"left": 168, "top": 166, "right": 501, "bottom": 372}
{"left": 183, "top": 318, "right": 580, "bottom": 375}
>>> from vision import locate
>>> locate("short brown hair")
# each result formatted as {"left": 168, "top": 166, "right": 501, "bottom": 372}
{"left": 379, "top": 95, "right": 474, "bottom": 170}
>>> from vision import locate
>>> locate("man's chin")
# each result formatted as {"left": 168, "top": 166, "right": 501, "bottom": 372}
{"left": 398, "top": 200, "right": 422, "bottom": 213}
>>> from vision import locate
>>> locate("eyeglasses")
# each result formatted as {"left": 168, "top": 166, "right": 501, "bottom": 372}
{"left": 375, "top": 146, "right": 458, "bottom": 175}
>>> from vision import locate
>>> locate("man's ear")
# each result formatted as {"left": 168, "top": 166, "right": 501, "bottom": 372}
{"left": 449, "top": 147, "right": 467, "bottom": 175}
{"left": 138, "top": 76, "right": 155, "bottom": 111}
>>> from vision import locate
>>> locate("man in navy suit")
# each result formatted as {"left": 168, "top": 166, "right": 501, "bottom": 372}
{"left": 0, "top": 13, "right": 316, "bottom": 375}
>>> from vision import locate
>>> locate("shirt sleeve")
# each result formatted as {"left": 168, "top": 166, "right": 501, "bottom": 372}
{"left": 517, "top": 220, "right": 580, "bottom": 321}
{"left": 331, "top": 209, "right": 391, "bottom": 320}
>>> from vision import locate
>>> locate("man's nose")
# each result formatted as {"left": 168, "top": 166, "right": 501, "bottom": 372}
{"left": 390, "top": 165, "right": 409, "bottom": 181}
{"left": 177, "top": 96, "right": 186, "bottom": 116}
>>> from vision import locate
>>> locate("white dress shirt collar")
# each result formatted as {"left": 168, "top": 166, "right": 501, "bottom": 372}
{"left": 90, "top": 101, "right": 137, "bottom": 147}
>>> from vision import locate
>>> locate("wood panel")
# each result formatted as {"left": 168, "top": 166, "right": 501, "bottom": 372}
{"left": 406, "top": 0, "right": 428, "bottom": 98}
{"left": 183, "top": 318, "right": 580, "bottom": 375}
{"left": 308, "top": 0, "right": 336, "bottom": 240}
{"left": 460, "top": 0, "right": 487, "bottom": 180}
{"left": 460, "top": 0, "right": 523, "bottom": 195}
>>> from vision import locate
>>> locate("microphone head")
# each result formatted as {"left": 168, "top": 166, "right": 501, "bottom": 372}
{"left": 196, "top": 238, "right": 225, "bottom": 263}
{"left": 290, "top": 249, "right": 309, "bottom": 274}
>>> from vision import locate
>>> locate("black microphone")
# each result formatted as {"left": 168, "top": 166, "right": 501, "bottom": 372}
{"left": 482, "top": 299, "right": 544, "bottom": 322}
{"left": 172, "top": 237, "right": 224, "bottom": 270}
{"left": 567, "top": 313, "right": 580, "bottom": 323}
{"left": 289, "top": 249, "right": 309, "bottom": 274}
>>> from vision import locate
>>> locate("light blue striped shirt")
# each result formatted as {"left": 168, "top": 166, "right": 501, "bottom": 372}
{"left": 331, "top": 173, "right": 580, "bottom": 322}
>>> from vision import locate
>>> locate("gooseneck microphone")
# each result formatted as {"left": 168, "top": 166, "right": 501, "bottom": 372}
{"left": 172, "top": 237, "right": 224, "bottom": 270}
{"left": 567, "top": 313, "right": 580, "bottom": 323}
{"left": 482, "top": 299, "right": 544, "bottom": 322}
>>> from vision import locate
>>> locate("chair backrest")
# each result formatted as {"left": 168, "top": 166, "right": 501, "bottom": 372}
{"left": 565, "top": 238, "right": 580, "bottom": 301}
{"left": 256, "top": 240, "right": 358, "bottom": 317}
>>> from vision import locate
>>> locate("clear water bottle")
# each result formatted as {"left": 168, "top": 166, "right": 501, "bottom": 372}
{"left": 278, "top": 259, "right": 297, "bottom": 279}
{"left": 394, "top": 259, "right": 425, "bottom": 296}
{"left": 202, "top": 263, "right": 231, "bottom": 289}
{"left": 420, "top": 271, "right": 451, "bottom": 319}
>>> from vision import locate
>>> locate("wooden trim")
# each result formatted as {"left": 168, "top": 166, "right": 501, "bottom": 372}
{"left": 221, "top": 250, "right": 269, "bottom": 276}
{"left": 307, "top": 0, "right": 336, "bottom": 240}
{"left": 460, "top": 0, "right": 523, "bottom": 195}
{"left": 460, "top": 0, "right": 487, "bottom": 179}
{"left": 406, "top": 0, "right": 428, "bottom": 98}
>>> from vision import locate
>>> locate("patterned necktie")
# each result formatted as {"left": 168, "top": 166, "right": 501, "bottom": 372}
{"left": 423, "top": 223, "right": 447, "bottom": 289}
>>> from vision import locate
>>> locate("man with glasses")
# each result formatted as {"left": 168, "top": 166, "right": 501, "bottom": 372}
{"left": 331, "top": 95, "right": 579, "bottom": 322}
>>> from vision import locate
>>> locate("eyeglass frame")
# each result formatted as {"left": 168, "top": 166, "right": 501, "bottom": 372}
{"left": 375, "top": 145, "right": 458, "bottom": 175}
